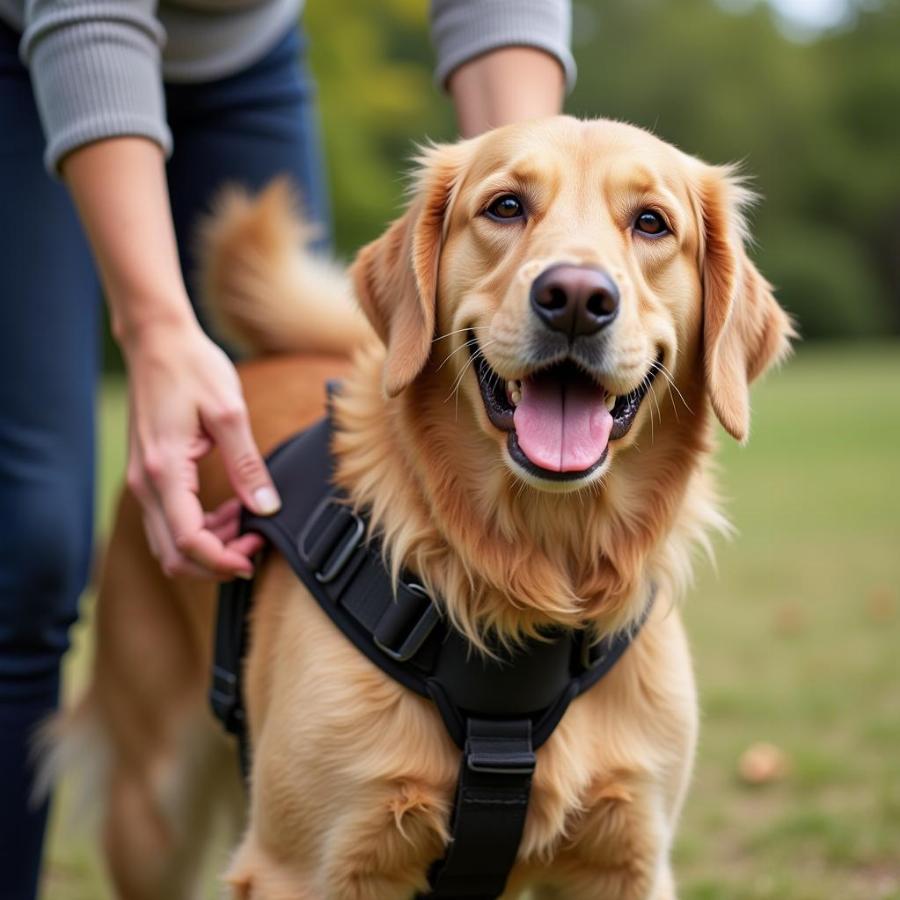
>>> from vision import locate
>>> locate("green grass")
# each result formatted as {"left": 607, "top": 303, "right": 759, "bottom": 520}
{"left": 675, "top": 343, "right": 900, "bottom": 900}
{"left": 42, "top": 344, "right": 900, "bottom": 899}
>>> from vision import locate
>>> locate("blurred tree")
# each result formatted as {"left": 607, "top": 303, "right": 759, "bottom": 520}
{"left": 304, "top": 0, "right": 455, "bottom": 254}
{"left": 300, "top": 0, "right": 899, "bottom": 340}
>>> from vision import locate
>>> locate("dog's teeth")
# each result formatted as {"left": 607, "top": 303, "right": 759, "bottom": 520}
{"left": 510, "top": 388, "right": 522, "bottom": 406}
{"left": 506, "top": 380, "right": 522, "bottom": 407}
{"left": 605, "top": 393, "right": 617, "bottom": 412}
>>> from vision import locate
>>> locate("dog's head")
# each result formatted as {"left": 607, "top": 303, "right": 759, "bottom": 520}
{"left": 352, "top": 116, "right": 793, "bottom": 494}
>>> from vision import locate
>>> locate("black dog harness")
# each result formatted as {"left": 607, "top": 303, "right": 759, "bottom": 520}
{"left": 211, "top": 411, "right": 652, "bottom": 899}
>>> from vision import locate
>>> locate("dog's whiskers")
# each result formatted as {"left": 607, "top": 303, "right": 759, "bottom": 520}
{"left": 436, "top": 337, "right": 480, "bottom": 373}
{"left": 432, "top": 325, "right": 490, "bottom": 345}
{"left": 514, "top": 477, "right": 529, "bottom": 501}
{"left": 665, "top": 381, "right": 681, "bottom": 424}
{"left": 656, "top": 362, "right": 692, "bottom": 415}
{"left": 649, "top": 375, "right": 663, "bottom": 441}
{"left": 445, "top": 340, "right": 497, "bottom": 406}
{"left": 639, "top": 370, "right": 656, "bottom": 444}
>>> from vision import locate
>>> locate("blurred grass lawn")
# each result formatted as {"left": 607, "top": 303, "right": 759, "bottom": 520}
{"left": 43, "top": 343, "right": 900, "bottom": 900}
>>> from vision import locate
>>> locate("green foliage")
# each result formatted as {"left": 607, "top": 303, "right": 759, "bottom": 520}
{"left": 304, "top": 0, "right": 455, "bottom": 254}
{"left": 761, "top": 220, "right": 891, "bottom": 337}
{"left": 303, "top": 0, "right": 900, "bottom": 339}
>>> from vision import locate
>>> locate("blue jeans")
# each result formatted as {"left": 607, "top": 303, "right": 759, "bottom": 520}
{"left": 0, "top": 21, "right": 328, "bottom": 899}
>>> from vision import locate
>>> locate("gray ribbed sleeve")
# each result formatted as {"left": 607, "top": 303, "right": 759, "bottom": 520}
{"left": 21, "top": 0, "right": 171, "bottom": 173}
{"left": 430, "top": 0, "right": 576, "bottom": 92}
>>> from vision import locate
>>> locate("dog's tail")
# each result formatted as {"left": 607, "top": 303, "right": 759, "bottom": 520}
{"left": 198, "top": 178, "right": 373, "bottom": 357}
{"left": 32, "top": 692, "right": 111, "bottom": 828}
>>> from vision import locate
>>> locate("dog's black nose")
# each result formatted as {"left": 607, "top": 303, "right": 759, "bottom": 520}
{"left": 530, "top": 265, "right": 619, "bottom": 339}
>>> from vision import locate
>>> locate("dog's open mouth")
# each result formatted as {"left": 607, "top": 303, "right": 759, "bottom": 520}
{"left": 471, "top": 334, "right": 662, "bottom": 480}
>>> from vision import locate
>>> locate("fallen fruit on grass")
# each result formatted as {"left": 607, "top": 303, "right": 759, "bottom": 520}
{"left": 738, "top": 742, "right": 789, "bottom": 785}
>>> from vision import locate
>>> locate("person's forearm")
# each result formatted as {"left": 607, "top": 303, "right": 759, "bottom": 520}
{"left": 447, "top": 47, "right": 565, "bottom": 138}
{"left": 61, "top": 137, "right": 196, "bottom": 347}
{"left": 61, "top": 135, "right": 278, "bottom": 580}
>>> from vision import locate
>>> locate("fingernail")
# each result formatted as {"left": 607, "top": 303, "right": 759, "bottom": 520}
{"left": 253, "top": 486, "right": 281, "bottom": 515}
{"left": 236, "top": 570, "right": 253, "bottom": 581}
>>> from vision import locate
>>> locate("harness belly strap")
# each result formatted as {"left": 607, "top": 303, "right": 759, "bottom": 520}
{"left": 211, "top": 411, "right": 653, "bottom": 899}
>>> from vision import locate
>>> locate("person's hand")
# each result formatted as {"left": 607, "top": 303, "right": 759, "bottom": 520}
{"left": 121, "top": 317, "right": 279, "bottom": 580}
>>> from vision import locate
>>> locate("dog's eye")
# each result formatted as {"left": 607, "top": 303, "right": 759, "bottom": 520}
{"left": 634, "top": 210, "right": 669, "bottom": 236}
{"left": 486, "top": 194, "right": 525, "bottom": 221}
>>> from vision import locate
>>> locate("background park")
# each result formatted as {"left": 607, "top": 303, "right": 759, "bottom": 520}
{"left": 45, "top": 0, "right": 899, "bottom": 897}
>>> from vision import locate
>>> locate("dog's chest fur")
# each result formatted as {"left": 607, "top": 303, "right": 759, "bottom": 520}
{"left": 241, "top": 562, "right": 696, "bottom": 897}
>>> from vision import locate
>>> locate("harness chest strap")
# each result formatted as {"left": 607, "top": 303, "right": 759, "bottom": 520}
{"left": 211, "top": 413, "right": 653, "bottom": 899}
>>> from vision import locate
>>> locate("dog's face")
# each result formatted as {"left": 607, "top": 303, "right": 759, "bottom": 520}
{"left": 353, "top": 117, "right": 792, "bottom": 493}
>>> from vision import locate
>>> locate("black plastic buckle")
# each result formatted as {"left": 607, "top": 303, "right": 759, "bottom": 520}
{"left": 374, "top": 583, "right": 440, "bottom": 662}
{"left": 298, "top": 496, "right": 365, "bottom": 584}
{"left": 210, "top": 665, "right": 243, "bottom": 735}
{"left": 580, "top": 632, "right": 609, "bottom": 671}
{"left": 465, "top": 718, "right": 536, "bottom": 775}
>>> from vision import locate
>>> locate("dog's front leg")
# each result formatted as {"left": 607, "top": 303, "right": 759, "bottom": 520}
{"left": 227, "top": 836, "right": 323, "bottom": 900}
{"left": 320, "top": 780, "right": 450, "bottom": 900}
{"left": 228, "top": 778, "right": 450, "bottom": 900}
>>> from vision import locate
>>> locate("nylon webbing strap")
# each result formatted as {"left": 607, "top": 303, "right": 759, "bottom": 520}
{"left": 211, "top": 574, "right": 254, "bottom": 776}
{"left": 421, "top": 719, "right": 536, "bottom": 899}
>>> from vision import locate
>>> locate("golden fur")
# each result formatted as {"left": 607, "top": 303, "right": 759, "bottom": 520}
{"left": 44, "top": 117, "right": 793, "bottom": 899}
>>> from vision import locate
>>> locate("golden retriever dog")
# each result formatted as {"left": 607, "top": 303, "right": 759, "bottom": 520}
{"left": 44, "top": 116, "right": 793, "bottom": 899}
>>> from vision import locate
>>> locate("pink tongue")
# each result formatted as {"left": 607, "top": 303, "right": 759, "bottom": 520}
{"left": 513, "top": 376, "right": 612, "bottom": 472}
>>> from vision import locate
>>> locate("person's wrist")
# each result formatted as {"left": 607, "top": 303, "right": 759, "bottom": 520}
{"left": 448, "top": 47, "right": 564, "bottom": 138}
{"left": 113, "top": 292, "right": 199, "bottom": 356}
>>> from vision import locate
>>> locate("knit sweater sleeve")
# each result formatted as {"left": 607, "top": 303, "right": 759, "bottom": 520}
{"left": 21, "top": 0, "right": 171, "bottom": 173}
{"left": 429, "top": 0, "right": 576, "bottom": 92}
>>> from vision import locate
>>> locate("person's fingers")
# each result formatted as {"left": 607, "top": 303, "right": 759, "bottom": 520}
{"left": 226, "top": 532, "right": 265, "bottom": 559}
{"left": 162, "top": 554, "right": 213, "bottom": 580}
{"left": 133, "top": 449, "right": 240, "bottom": 579}
{"left": 126, "top": 422, "right": 153, "bottom": 505}
{"left": 203, "top": 404, "right": 281, "bottom": 517}
{"left": 142, "top": 513, "right": 161, "bottom": 559}
{"left": 207, "top": 516, "right": 240, "bottom": 545}
{"left": 171, "top": 525, "right": 253, "bottom": 579}
{"left": 144, "top": 450, "right": 255, "bottom": 578}
{"left": 143, "top": 513, "right": 160, "bottom": 559}
{"left": 203, "top": 498, "right": 264, "bottom": 555}
{"left": 165, "top": 492, "right": 254, "bottom": 577}
{"left": 128, "top": 426, "right": 181, "bottom": 568}
{"left": 204, "top": 497, "right": 242, "bottom": 531}
{"left": 141, "top": 496, "right": 215, "bottom": 579}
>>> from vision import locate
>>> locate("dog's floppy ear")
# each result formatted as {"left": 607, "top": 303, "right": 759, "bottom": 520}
{"left": 699, "top": 166, "right": 795, "bottom": 442}
{"left": 350, "top": 143, "right": 467, "bottom": 397}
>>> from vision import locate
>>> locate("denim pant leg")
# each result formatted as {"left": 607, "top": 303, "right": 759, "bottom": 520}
{"left": 166, "top": 24, "right": 331, "bottom": 326}
{"left": 0, "top": 19, "right": 329, "bottom": 900}
{"left": 0, "top": 21, "right": 100, "bottom": 900}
